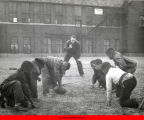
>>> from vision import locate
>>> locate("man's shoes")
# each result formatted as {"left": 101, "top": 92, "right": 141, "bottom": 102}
{"left": 80, "top": 74, "right": 84, "bottom": 77}
{"left": 136, "top": 98, "right": 143, "bottom": 104}
{"left": 21, "top": 100, "right": 29, "bottom": 108}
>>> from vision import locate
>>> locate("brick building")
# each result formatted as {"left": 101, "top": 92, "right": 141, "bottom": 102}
{"left": 0, "top": 0, "right": 143, "bottom": 55}
{"left": 122, "top": 0, "right": 144, "bottom": 54}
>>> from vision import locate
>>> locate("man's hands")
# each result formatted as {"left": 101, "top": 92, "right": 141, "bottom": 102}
{"left": 37, "top": 77, "right": 41, "bottom": 82}
{"left": 69, "top": 45, "right": 72, "bottom": 48}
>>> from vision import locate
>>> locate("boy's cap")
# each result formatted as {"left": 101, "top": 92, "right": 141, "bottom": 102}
{"left": 95, "top": 59, "right": 102, "bottom": 65}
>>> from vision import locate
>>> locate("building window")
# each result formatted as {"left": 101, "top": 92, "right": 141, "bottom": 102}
{"left": 94, "top": 8, "right": 103, "bottom": 15}
{"left": 10, "top": 37, "right": 18, "bottom": 53}
{"left": 42, "top": 37, "right": 63, "bottom": 53}
{"left": 43, "top": 4, "right": 51, "bottom": 24}
{"left": 23, "top": 37, "right": 31, "bottom": 54}
{"left": 51, "top": 39, "right": 62, "bottom": 53}
{"left": 114, "top": 39, "right": 119, "bottom": 50}
{"left": 113, "top": 15, "right": 121, "bottom": 26}
{"left": 86, "top": 16, "right": 93, "bottom": 26}
{"left": 66, "top": 6, "right": 74, "bottom": 24}
{"left": 75, "top": 6, "right": 82, "bottom": 17}
{"left": 13, "top": 17, "right": 17, "bottom": 23}
{"left": 8, "top": 2, "right": 17, "bottom": 22}
{"left": 104, "top": 39, "right": 110, "bottom": 52}
{"left": 55, "top": 5, "right": 63, "bottom": 24}
{"left": 86, "top": 7, "right": 93, "bottom": 25}
{"left": 104, "top": 15, "right": 113, "bottom": 26}
{"left": 55, "top": 15, "right": 63, "bottom": 24}
{"left": 33, "top": 3, "right": 41, "bottom": 23}
{"left": 82, "top": 39, "right": 93, "bottom": 53}
{"left": 139, "top": 16, "right": 144, "bottom": 27}
{"left": 75, "top": 19, "right": 82, "bottom": 27}
{"left": 42, "top": 38, "right": 51, "bottom": 53}
{"left": 22, "top": 13, "right": 31, "bottom": 23}
{"left": 21, "top": 3, "right": 31, "bottom": 23}
{"left": 29, "top": 3, "right": 34, "bottom": 23}
{"left": 9, "top": 14, "right": 17, "bottom": 22}
{"left": 44, "top": 15, "right": 51, "bottom": 24}
{"left": 74, "top": 6, "right": 82, "bottom": 26}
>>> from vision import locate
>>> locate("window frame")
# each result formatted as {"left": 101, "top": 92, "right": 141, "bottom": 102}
{"left": 104, "top": 39, "right": 110, "bottom": 52}
{"left": 139, "top": 16, "right": 144, "bottom": 27}
{"left": 51, "top": 39, "right": 62, "bottom": 53}
{"left": 10, "top": 37, "right": 19, "bottom": 53}
{"left": 23, "top": 37, "right": 31, "bottom": 54}
{"left": 8, "top": 2, "right": 18, "bottom": 22}
{"left": 55, "top": 5, "right": 63, "bottom": 24}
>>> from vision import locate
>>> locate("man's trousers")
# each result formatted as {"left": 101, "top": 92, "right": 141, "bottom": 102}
{"left": 64, "top": 53, "right": 84, "bottom": 76}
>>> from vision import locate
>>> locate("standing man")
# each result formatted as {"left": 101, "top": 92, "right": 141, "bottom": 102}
{"left": 64, "top": 35, "right": 84, "bottom": 76}
{"left": 106, "top": 48, "right": 137, "bottom": 74}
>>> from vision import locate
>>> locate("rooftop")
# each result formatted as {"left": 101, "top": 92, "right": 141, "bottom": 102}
{"left": 3, "top": 0, "right": 125, "bottom": 7}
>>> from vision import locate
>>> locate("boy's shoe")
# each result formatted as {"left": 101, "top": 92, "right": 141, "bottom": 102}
{"left": 137, "top": 98, "right": 144, "bottom": 110}
{"left": 136, "top": 98, "right": 143, "bottom": 104}
{"left": 32, "top": 98, "right": 40, "bottom": 102}
{"left": 14, "top": 103, "right": 28, "bottom": 112}
{"left": 112, "top": 89, "right": 116, "bottom": 93}
{"left": 140, "top": 106, "right": 144, "bottom": 110}
{"left": 21, "top": 100, "right": 29, "bottom": 108}
{"left": 90, "top": 84, "right": 94, "bottom": 89}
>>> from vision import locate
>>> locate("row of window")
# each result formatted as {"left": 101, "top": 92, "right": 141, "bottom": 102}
{"left": 10, "top": 37, "right": 63, "bottom": 53}
{"left": 10, "top": 37, "right": 31, "bottom": 53}
{"left": 4, "top": 2, "right": 121, "bottom": 26}
{"left": 9, "top": 37, "right": 119, "bottom": 53}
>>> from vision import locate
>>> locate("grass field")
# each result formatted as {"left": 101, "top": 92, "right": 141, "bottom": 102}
{"left": 0, "top": 56, "right": 144, "bottom": 115}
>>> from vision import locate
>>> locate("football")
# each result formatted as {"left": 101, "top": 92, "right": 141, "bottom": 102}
{"left": 53, "top": 86, "right": 67, "bottom": 94}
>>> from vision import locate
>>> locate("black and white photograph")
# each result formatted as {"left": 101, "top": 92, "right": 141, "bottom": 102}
{"left": 0, "top": 0, "right": 144, "bottom": 115}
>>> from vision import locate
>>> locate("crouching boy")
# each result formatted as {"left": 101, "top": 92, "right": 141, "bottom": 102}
{"left": 0, "top": 61, "right": 40, "bottom": 111}
{"left": 106, "top": 48, "right": 137, "bottom": 74}
{"left": 33, "top": 56, "right": 70, "bottom": 96}
{"left": 90, "top": 59, "right": 106, "bottom": 89}
{"left": 101, "top": 62, "right": 140, "bottom": 108}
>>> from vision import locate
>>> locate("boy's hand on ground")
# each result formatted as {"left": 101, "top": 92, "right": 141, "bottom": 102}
{"left": 31, "top": 104, "right": 37, "bottom": 109}
{"left": 90, "top": 85, "right": 94, "bottom": 89}
{"left": 106, "top": 101, "right": 111, "bottom": 107}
